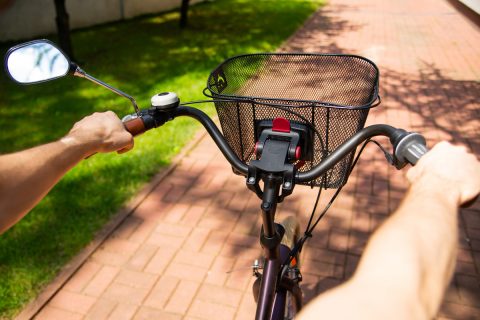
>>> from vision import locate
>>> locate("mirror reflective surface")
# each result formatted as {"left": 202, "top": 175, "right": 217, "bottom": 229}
{"left": 6, "top": 41, "right": 70, "bottom": 84}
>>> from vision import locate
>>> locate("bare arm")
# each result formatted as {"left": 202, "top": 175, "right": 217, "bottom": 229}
{"left": 0, "top": 111, "right": 133, "bottom": 234}
{"left": 298, "top": 142, "right": 480, "bottom": 320}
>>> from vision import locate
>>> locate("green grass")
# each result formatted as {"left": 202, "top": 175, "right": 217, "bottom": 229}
{"left": 0, "top": 0, "right": 323, "bottom": 317}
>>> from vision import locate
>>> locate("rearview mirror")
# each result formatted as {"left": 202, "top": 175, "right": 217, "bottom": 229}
{"left": 4, "top": 39, "right": 71, "bottom": 84}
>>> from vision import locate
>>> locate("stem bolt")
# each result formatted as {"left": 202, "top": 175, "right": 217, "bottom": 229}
{"left": 248, "top": 177, "right": 255, "bottom": 184}
{"left": 284, "top": 181, "right": 291, "bottom": 188}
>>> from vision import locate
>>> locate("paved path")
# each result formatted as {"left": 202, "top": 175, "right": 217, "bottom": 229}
{"left": 31, "top": 0, "right": 480, "bottom": 319}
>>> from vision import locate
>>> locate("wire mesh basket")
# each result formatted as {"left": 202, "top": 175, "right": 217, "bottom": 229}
{"left": 205, "top": 53, "right": 380, "bottom": 188}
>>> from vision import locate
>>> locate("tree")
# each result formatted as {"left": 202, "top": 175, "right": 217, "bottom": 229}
{"left": 179, "top": 0, "right": 190, "bottom": 28}
{"left": 53, "top": 0, "right": 75, "bottom": 60}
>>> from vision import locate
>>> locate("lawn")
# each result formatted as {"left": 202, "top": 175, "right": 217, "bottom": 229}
{"left": 0, "top": 0, "right": 323, "bottom": 317}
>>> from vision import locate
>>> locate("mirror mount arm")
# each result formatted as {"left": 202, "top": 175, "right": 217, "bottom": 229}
{"left": 71, "top": 64, "right": 140, "bottom": 116}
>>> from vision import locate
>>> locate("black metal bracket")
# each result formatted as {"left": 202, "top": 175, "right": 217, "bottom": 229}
{"left": 246, "top": 142, "right": 296, "bottom": 202}
{"left": 247, "top": 123, "right": 305, "bottom": 201}
{"left": 260, "top": 223, "right": 285, "bottom": 251}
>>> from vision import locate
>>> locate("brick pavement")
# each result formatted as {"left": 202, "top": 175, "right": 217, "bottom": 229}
{"left": 29, "top": 0, "right": 480, "bottom": 319}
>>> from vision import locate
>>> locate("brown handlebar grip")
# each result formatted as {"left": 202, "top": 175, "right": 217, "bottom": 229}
{"left": 123, "top": 117, "right": 146, "bottom": 136}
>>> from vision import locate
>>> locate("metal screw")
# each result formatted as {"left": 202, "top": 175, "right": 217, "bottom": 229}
{"left": 248, "top": 177, "right": 255, "bottom": 184}
{"left": 284, "top": 181, "right": 291, "bottom": 188}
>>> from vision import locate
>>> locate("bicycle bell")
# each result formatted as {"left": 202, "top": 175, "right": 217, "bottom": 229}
{"left": 151, "top": 92, "right": 180, "bottom": 111}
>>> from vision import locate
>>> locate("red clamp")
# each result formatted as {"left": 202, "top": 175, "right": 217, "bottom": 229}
{"left": 272, "top": 117, "right": 290, "bottom": 133}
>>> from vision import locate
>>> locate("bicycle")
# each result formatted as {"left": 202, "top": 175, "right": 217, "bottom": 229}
{"left": 5, "top": 40, "right": 428, "bottom": 320}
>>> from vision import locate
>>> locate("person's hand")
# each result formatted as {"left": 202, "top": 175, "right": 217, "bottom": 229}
{"left": 62, "top": 111, "right": 134, "bottom": 154}
{"left": 407, "top": 141, "right": 480, "bottom": 206}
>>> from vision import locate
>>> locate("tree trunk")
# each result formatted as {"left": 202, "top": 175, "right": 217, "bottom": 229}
{"left": 53, "top": 0, "right": 74, "bottom": 60}
{"left": 180, "top": 0, "right": 190, "bottom": 28}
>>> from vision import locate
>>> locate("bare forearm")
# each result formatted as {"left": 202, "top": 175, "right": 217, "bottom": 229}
{"left": 353, "top": 179, "right": 458, "bottom": 318}
{"left": 298, "top": 142, "right": 479, "bottom": 320}
{"left": 0, "top": 138, "right": 90, "bottom": 233}
{"left": 298, "top": 180, "right": 458, "bottom": 320}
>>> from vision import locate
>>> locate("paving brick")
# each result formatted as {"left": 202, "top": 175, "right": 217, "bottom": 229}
{"left": 126, "top": 244, "right": 158, "bottom": 271}
{"left": 225, "top": 259, "right": 254, "bottom": 291}
{"left": 201, "top": 230, "right": 229, "bottom": 255}
{"left": 348, "top": 230, "right": 370, "bottom": 255}
{"left": 188, "top": 300, "right": 236, "bottom": 320}
{"left": 114, "top": 269, "right": 158, "bottom": 289}
{"left": 231, "top": 211, "right": 260, "bottom": 235}
{"left": 302, "top": 259, "right": 336, "bottom": 278}
{"left": 133, "top": 307, "right": 182, "bottom": 320}
{"left": 439, "top": 302, "right": 480, "bottom": 320}
{"left": 133, "top": 196, "right": 172, "bottom": 221}
{"left": 220, "top": 244, "right": 261, "bottom": 260}
{"left": 163, "top": 202, "right": 190, "bottom": 223}
{"left": 455, "top": 261, "right": 477, "bottom": 277}
{"left": 327, "top": 228, "right": 349, "bottom": 252}
{"left": 144, "top": 276, "right": 179, "bottom": 309}
{"left": 102, "top": 283, "right": 150, "bottom": 305}
{"left": 182, "top": 187, "right": 215, "bottom": 207}
{"left": 198, "top": 209, "right": 238, "bottom": 231}
{"left": 466, "top": 227, "right": 480, "bottom": 241}
{"left": 83, "top": 265, "right": 120, "bottom": 297}
{"left": 35, "top": 306, "right": 83, "bottom": 320}
{"left": 164, "top": 280, "right": 200, "bottom": 314}
{"left": 457, "top": 248, "right": 474, "bottom": 264}
{"left": 144, "top": 246, "right": 177, "bottom": 274}
{"left": 49, "top": 291, "right": 96, "bottom": 314}
{"left": 183, "top": 227, "right": 210, "bottom": 252}
{"left": 196, "top": 283, "right": 243, "bottom": 307}
{"left": 128, "top": 220, "right": 157, "bottom": 244}
{"left": 344, "top": 254, "right": 361, "bottom": 279}
{"left": 456, "top": 275, "right": 480, "bottom": 308}
{"left": 304, "top": 247, "right": 346, "bottom": 265}
{"left": 91, "top": 248, "right": 131, "bottom": 267}
{"left": 101, "top": 237, "right": 141, "bottom": 256}
{"left": 85, "top": 299, "right": 117, "bottom": 320}
{"left": 154, "top": 222, "right": 192, "bottom": 237}
{"left": 235, "top": 292, "right": 257, "bottom": 320}
{"left": 444, "top": 283, "right": 461, "bottom": 304}
{"left": 164, "top": 185, "right": 189, "bottom": 204}
{"left": 204, "top": 256, "right": 236, "bottom": 286}
{"left": 180, "top": 205, "right": 208, "bottom": 227}
{"left": 107, "top": 303, "right": 138, "bottom": 320}
{"left": 111, "top": 216, "right": 142, "bottom": 239}
{"left": 63, "top": 261, "right": 102, "bottom": 293}
{"left": 145, "top": 232, "right": 185, "bottom": 249}
{"left": 164, "top": 262, "right": 208, "bottom": 282}
{"left": 173, "top": 249, "right": 215, "bottom": 268}
{"left": 227, "top": 233, "right": 258, "bottom": 248}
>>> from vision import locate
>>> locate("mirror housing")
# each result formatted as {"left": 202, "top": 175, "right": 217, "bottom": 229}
{"left": 5, "top": 39, "right": 140, "bottom": 115}
{"left": 4, "top": 39, "right": 73, "bottom": 84}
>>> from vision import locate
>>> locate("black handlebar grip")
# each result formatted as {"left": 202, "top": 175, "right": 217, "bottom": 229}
{"left": 394, "top": 132, "right": 428, "bottom": 168}
{"left": 123, "top": 117, "right": 146, "bottom": 136}
{"left": 403, "top": 142, "right": 428, "bottom": 165}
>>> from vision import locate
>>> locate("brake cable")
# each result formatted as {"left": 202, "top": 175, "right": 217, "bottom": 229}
{"left": 279, "top": 138, "right": 394, "bottom": 278}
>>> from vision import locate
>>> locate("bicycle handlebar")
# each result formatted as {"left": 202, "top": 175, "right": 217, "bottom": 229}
{"left": 122, "top": 105, "right": 428, "bottom": 182}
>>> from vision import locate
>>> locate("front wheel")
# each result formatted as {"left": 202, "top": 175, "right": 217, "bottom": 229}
{"left": 277, "top": 216, "right": 302, "bottom": 319}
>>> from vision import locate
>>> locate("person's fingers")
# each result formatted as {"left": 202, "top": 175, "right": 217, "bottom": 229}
{"left": 116, "top": 134, "right": 134, "bottom": 154}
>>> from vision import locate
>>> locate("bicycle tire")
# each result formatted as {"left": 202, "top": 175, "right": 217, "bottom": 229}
{"left": 279, "top": 216, "right": 301, "bottom": 320}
